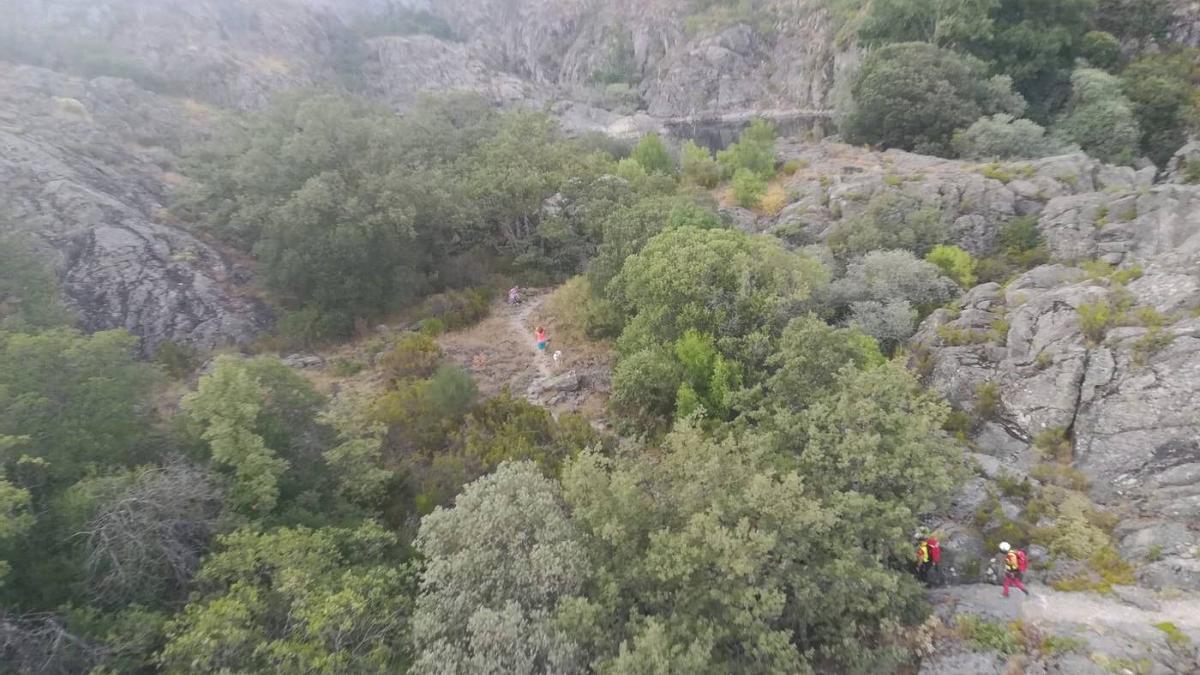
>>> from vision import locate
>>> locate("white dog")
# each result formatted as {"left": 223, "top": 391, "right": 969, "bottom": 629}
{"left": 552, "top": 350, "right": 563, "bottom": 369}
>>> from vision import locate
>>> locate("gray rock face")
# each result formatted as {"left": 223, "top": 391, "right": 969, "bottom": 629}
{"left": 895, "top": 155, "right": 1200, "bottom": 590}
{"left": 0, "top": 64, "right": 270, "bottom": 353}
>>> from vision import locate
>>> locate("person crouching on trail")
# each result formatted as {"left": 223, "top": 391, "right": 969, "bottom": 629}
{"left": 999, "top": 542, "right": 1029, "bottom": 597}
{"left": 535, "top": 327, "right": 550, "bottom": 354}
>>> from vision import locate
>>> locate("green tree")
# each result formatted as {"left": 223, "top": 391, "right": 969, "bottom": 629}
{"left": 1096, "top": 0, "right": 1173, "bottom": 48}
{"left": 779, "top": 363, "right": 965, "bottom": 514}
{"left": 859, "top": 0, "right": 998, "bottom": 48}
{"left": 680, "top": 140, "right": 722, "bottom": 187}
{"left": 588, "top": 195, "right": 722, "bottom": 294}
{"left": 161, "top": 523, "right": 415, "bottom": 673}
{"left": 630, "top": 133, "right": 675, "bottom": 175}
{"left": 843, "top": 42, "right": 1025, "bottom": 155}
{"left": 1080, "top": 31, "right": 1122, "bottom": 70}
{"left": 0, "top": 232, "right": 73, "bottom": 330}
{"left": 413, "top": 462, "right": 589, "bottom": 673}
{"left": 0, "top": 329, "right": 160, "bottom": 486}
{"left": 1053, "top": 67, "right": 1141, "bottom": 164}
{"left": 610, "top": 227, "right": 828, "bottom": 360}
{"left": 182, "top": 356, "right": 290, "bottom": 513}
{"left": 1121, "top": 51, "right": 1200, "bottom": 166}
{"left": 756, "top": 315, "right": 884, "bottom": 416}
{"left": 561, "top": 424, "right": 928, "bottom": 671}
{"left": 0, "top": 476, "right": 33, "bottom": 586}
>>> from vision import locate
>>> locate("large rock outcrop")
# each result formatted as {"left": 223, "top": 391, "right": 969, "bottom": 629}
{"left": 0, "top": 64, "right": 270, "bottom": 353}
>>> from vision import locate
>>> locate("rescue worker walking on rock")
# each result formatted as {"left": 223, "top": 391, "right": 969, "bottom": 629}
{"left": 915, "top": 533, "right": 943, "bottom": 586}
{"left": 999, "top": 542, "right": 1030, "bottom": 598}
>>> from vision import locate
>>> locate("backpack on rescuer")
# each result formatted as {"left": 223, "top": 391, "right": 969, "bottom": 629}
{"left": 1015, "top": 549, "right": 1028, "bottom": 573}
{"left": 927, "top": 537, "right": 941, "bottom": 564}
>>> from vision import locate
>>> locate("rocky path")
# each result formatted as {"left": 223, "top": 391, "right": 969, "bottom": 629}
{"left": 923, "top": 584, "right": 1200, "bottom": 673}
{"left": 933, "top": 584, "right": 1200, "bottom": 635}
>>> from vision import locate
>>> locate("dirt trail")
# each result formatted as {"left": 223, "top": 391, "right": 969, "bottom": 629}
{"left": 438, "top": 289, "right": 612, "bottom": 420}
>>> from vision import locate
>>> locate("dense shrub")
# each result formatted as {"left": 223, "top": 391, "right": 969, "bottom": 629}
{"left": 716, "top": 119, "right": 777, "bottom": 179}
{"left": 731, "top": 167, "right": 767, "bottom": 208}
{"left": 952, "top": 114, "right": 1075, "bottom": 160}
{"left": 421, "top": 288, "right": 493, "bottom": 330}
{"left": 848, "top": 300, "right": 920, "bottom": 352}
{"left": 680, "top": 140, "right": 722, "bottom": 187}
{"left": 1081, "top": 31, "right": 1122, "bottom": 70}
{"left": 629, "top": 133, "right": 675, "bottom": 175}
{"left": 826, "top": 191, "right": 950, "bottom": 258}
{"left": 1053, "top": 68, "right": 1141, "bottom": 165}
{"left": 1121, "top": 51, "right": 1200, "bottom": 166}
{"left": 843, "top": 42, "right": 1026, "bottom": 155}
{"left": 381, "top": 334, "right": 442, "bottom": 381}
{"left": 925, "top": 245, "right": 978, "bottom": 288}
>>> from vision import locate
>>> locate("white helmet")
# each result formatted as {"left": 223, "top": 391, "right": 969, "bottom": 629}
{"left": 999, "top": 542, "right": 1011, "bottom": 552}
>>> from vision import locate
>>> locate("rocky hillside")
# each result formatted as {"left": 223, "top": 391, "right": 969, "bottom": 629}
{"left": 753, "top": 141, "right": 1200, "bottom": 591}
{"left": 0, "top": 64, "right": 270, "bottom": 353}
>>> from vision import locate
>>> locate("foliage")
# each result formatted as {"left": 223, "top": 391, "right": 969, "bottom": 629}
{"left": 421, "top": 287, "right": 493, "bottom": 330}
{"left": 716, "top": 119, "right": 777, "bottom": 179}
{"left": 781, "top": 363, "right": 965, "bottom": 514}
{"left": 0, "top": 329, "right": 160, "bottom": 487}
{"left": 1095, "top": 0, "right": 1173, "bottom": 47}
{"left": 588, "top": 195, "right": 724, "bottom": 295}
{"left": 858, "top": 0, "right": 998, "bottom": 49}
{"left": 1121, "top": 50, "right": 1200, "bottom": 166}
{"left": 955, "top": 616, "right": 1024, "bottom": 655}
{"left": 680, "top": 140, "right": 722, "bottom": 188}
{"left": 182, "top": 357, "right": 291, "bottom": 513}
{"left": 848, "top": 301, "right": 920, "bottom": 353}
{"left": 926, "top": 245, "right": 978, "bottom": 287}
{"left": 610, "top": 227, "right": 828, "bottom": 361}
{"left": 731, "top": 167, "right": 767, "bottom": 208}
{"left": 382, "top": 334, "right": 442, "bottom": 382}
{"left": 161, "top": 523, "right": 415, "bottom": 673}
{"left": 413, "top": 462, "right": 589, "bottom": 673}
{"left": 630, "top": 133, "right": 675, "bottom": 175}
{"left": 974, "top": 381, "right": 1001, "bottom": 419}
{"left": 758, "top": 315, "right": 885, "bottom": 415}
{"left": 832, "top": 249, "right": 961, "bottom": 313}
{"left": 842, "top": 42, "right": 1026, "bottom": 155}
{"left": 1054, "top": 68, "right": 1141, "bottom": 165}
{"left": 1077, "top": 300, "right": 1113, "bottom": 344}
{"left": 952, "top": 114, "right": 1075, "bottom": 159}
{"left": 0, "top": 232, "right": 74, "bottom": 330}
{"left": 1081, "top": 31, "right": 1122, "bottom": 70}
{"left": 611, "top": 348, "right": 684, "bottom": 424}
{"left": 826, "top": 191, "right": 951, "bottom": 258}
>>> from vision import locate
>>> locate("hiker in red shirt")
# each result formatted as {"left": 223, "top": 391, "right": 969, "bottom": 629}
{"left": 535, "top": 327, "right": 549, "bottom": 354}
{"left": 999, "top": 542, "right": 1029, "bottom": 597}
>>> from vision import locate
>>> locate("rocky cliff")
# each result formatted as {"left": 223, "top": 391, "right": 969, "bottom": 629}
{"left": 0, "top": 64, "right": 271, "bottom": 353}
{"left": 757, "top": 141, "right": 1200, "bottom": 597}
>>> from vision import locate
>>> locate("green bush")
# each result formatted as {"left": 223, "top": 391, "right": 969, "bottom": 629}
{"left": 276, "top": 307, "right": 351, "bottom": 349}
{"left": 717, "top": 119, "right": 777, "bottom": 179}
{"left": 926, "top": 245, "right": 977, "bottom": 287}
{"left": 953, "top": 114, "right": 1074, "bottom": 160}
{"left": 1053, "top": 68, "right": 1141, "bottom": 165}
{"left": 681, "top": 140, "right": 722, "bottom": 188}
{"left": 1077, "top": 301, "right": 1112, "bottom": 344}
{"left": 842, "top": 42, "right": 1026, "bottom": 155}
{"left": 1081, "top": 31, "right": 1122, "bottom": 70}
{"left": 422, "top": 288, "right": 493, "bottom": 330}
{"left": 424, "top": 364, "right": 478, "bottom": 419}
{"left": 611, "top": 347, "right": 684, "bottom": 424}
{"left": 1034, "top": 427, "right": 1074, "bottom": 463}
{"left": 630, "top": 133, "right": 675, "bottom": 175}
{"left": 381, "top": 333, "right": 441, "bottom": 381}
{"left": 974, "top": 381, "right": 1001, "bottom": 419}
{"left": 826, "top": 191, "right": 950, "bottom": 258}
{"left": 955, "top": 616, "right": 1024, "bottom": 655}
{"left": 731, "top": 168, "right": 767, "bottom": 208}
{"left": 152, "top": 340, "right": 200, "bottom": 380}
